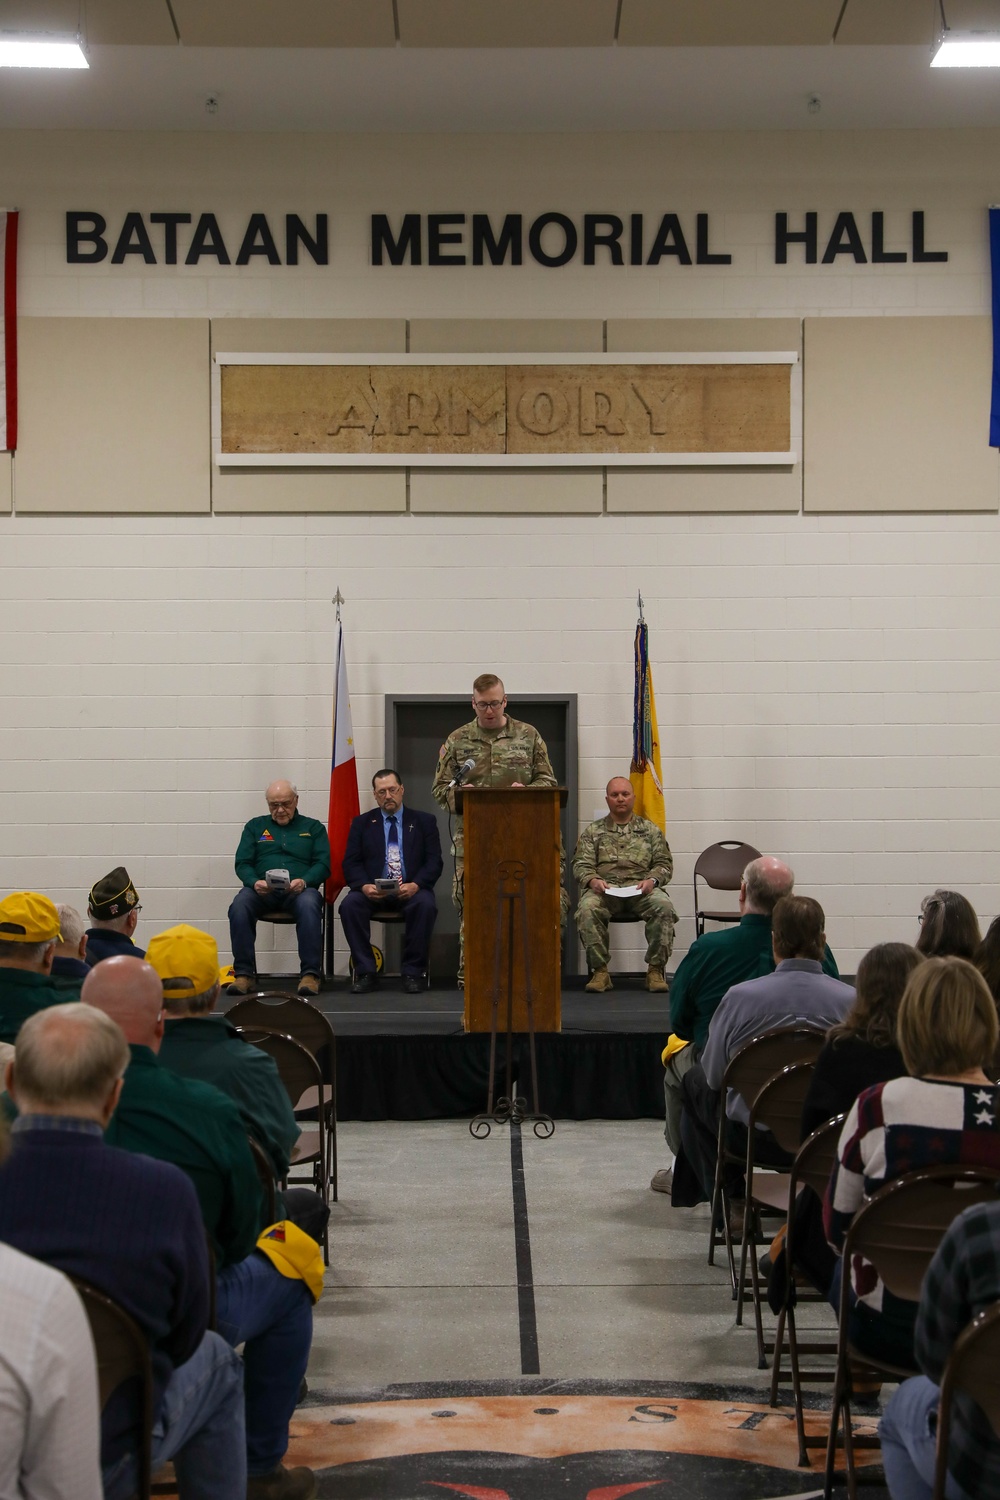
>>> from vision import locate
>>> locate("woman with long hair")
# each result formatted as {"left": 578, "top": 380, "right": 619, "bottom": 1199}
{"left": 916, "top": 889, "right": 982, "bottom": 960}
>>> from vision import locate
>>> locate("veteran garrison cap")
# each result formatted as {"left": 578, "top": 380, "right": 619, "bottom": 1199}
{"left": 0, "top": 891, "right": 62, "bottom": 943}
{"left": 88, "top": 866, "right": 140, "bottom": 921}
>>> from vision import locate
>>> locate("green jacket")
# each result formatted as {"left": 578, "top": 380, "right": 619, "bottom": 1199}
{"left": 159, "top": 1015, "right": 299, "bottom": 1181}
{"left": 105, "top": 1044, "right": 265, "bottom": 1269}
{"left": 234, "top": 811, "right": 331, "bottom": 888}
{"left": 0, "top": 968, "right": 82, "bottom": 1045}
{"left": 668, "top": 913, "right": 840, "bottom": 1051}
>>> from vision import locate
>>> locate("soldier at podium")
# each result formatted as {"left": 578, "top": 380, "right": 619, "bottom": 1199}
{"left": 573, "top": 776, "right": 677, "bottom": 994}
{"left": 432, "top": 674, "right": 559, "bottom": 985}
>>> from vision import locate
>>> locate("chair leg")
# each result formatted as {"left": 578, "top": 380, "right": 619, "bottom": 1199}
{"left": 786, "top": 1304, "right": 814, "bottom": 1469}
{"left": 769, "top": 1301, "right": 786, "bottom": 1406}
{"left": 748, "top": 1222, "right": 768, "bottom": 1370}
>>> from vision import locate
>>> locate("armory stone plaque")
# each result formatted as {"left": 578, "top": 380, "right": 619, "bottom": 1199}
{"left": 217, "top": 356, "right": 795, "bottom": 465}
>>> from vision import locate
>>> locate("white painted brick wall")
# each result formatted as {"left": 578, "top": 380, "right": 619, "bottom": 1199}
{"left": 2, "top": 127, "right": 1000, "bottom": 973}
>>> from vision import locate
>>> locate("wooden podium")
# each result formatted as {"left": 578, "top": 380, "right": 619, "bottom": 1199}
{"left": 458, "top": 786, "right": 566, "bottom": 1033}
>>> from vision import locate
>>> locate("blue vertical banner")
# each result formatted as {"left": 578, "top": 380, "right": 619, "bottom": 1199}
{"left": 990, "top": 207, "right": 1000, "bottom": 446}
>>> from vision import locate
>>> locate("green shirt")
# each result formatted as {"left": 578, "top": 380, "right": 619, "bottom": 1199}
{"left": 668, "top": 913, "right": 840, "bottom": 1051}
{"left": 234, "top": 810, "right": 331, "bottom": 888}
{"left": 0, "top": 968, "right": 82, "bottom": 1045}
{"left": 159, "top": 1015, "right": 299, "bottom": 1180}
{"left": 105, "top": 1044, "right": 265, "bottom": 1269}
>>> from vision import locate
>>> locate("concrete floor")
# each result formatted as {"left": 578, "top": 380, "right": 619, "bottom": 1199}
{"left": 309, "top": 1117, "right": 842, "bottom": 1392}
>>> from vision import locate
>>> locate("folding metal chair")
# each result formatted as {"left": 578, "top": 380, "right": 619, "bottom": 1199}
{"left": 234, "top": 1026, "right": 331, "bottom": 1264}
{"left": 72, "top": 1278, "right": 154, "bottom": 1500}
{"left": 824, "top": 1165, "right": 1000, "bottom": 1500}
{"left": 934, "top": 1299, "right": 1000, "bottom": 1499}
{"left": 247, "top": 1132, "right": 277, "bottom": 1225}
{"left": 708, "top": 1026, "right": 826, "bottom": 1290}
{"left": 693, "top": 840, "right": 761, "bottom": 938}
{"left": 768, "top": 1112, "right": 846, "bottom": 1466}
{"left": 228, "top": 991, "right": 338, "bottom": 1201}
{"left": 739, "top": 1059, "right": 819, "bottom": 1368}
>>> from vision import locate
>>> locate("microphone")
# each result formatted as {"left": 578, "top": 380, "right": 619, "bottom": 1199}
{"left": 448, "top": 757, "right": 476, "bottom": 790}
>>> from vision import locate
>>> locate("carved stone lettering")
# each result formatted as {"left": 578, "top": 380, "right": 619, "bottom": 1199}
{"left": 515, "top": 386, "right": 570, "bottom": 436}
{"left": 221, "top": 360, "right": 790, "bottom": 457}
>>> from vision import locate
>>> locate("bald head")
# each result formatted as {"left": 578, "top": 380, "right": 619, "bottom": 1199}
{"left": 8, "top": 1003, "right": 129, "bottom": 1123}
{"left": 742, "top": 856, "right": 795, "bottom": 916}
{"left": 81, "top": 955, "right": 164, "bottom": 1051}
{"left": 265, "top": 779, "right": 299, "bottom": 825}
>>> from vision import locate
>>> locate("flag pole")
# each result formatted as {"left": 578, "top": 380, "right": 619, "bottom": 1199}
{"left": 326, "top": 588, "right": 345, "bottom": 974}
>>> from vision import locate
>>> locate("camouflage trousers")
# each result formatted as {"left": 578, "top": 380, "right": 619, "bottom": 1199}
{"left": 574, "top": 888, "right": 677, "bottom": 972}
{"left": 452, "top": 834, "right": 570, "bottom": 979}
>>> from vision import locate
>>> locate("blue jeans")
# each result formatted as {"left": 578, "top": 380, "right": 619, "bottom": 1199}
{"left": 216, "top": 1251, "right": 314, "bottom": 1476}
{"left": 103, "top": 1330, "right": 246, "bottom": 1500}
{"left": 229, "top": 886, "right": 324, "bottom": 978}
{"left": 881, "top": 1376, "right": 966, "bottom": 1500}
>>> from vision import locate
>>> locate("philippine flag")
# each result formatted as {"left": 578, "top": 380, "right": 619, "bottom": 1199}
{"left": 0, "top": 210, "right": 18, "bottom": 451}
{"left": 326, "top": 621, "right": 360, "bottom": 902}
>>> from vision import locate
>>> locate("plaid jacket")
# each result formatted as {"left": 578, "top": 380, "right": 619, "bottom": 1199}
{"left": 916, "top": 1198, "right": 1000, "bottom": 1498}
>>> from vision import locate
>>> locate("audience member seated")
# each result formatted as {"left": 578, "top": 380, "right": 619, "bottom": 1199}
{"left": 340, "top": 768, "right": 443, "bottom": 995}
{"left": 825, "top": 956, "right": 1000, "bottom": 1370}
{"left": 228, "top": 780, "right": 331, "bottom": 999}
{"left": 652, "top": 856, "right": 841, "bottom": 1195}
{"left": 0, "top": 1005, "right": 247, "bottom": 1500}
{"left": 82, "top": 955, "right": 317, "bottom": 1500}
{"left": 85, "top": 866, "right": 146, "bottom": 963}
{"left": 880, "top": 1196, "right": 1000, "bottom": 1500}
{"left": 572, "top": 776, "right": 677, "bottom": 995}
{"left": 0, "top": 891, "right": 83, "bottom": 1045}
{"left": 51, "top": 902, "right": 91, "bottom": 979}
{"left": 975, "top": 916, "right": 1000, "bottom": 1067}
{"left": 0, "top": 1112, "right": 103, "bottom": 1500}
{"left": 916, "top": 889, "right": 981, "bottom": 961}
{"left": 672, "top": 894, "right": 853, "bottom": 1209}
{"left": 152, "top": 922, "right": 328, "bottom": 1242}
{"left": 770, "top": 942, "right": 922, "bottom": 1307}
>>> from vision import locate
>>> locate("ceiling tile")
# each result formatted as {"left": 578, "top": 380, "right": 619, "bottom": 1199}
{"left": 619, "top": 0, "right": 844, "bottom": 47}
{"left": 0, "top": 0, "right": 79, "bottom": 32}
{"left": 170, "top": 0, "right": 396, "bottom": 48}
{"left": 835, "top": 0, "right": 939, "bottom": 45}
{"left": 397, "top": 0, "right": 619, "bottom": 48}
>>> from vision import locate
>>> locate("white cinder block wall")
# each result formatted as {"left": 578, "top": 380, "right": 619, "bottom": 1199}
{"left": 1, "top": 129, "right": 999, "bottom": 973}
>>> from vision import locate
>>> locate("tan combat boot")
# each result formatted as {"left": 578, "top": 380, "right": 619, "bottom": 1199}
{"left": 585, "top": 967, "right": 613, "bottom": 993}
{"left": 646, "top": 965, "right": 668, "bottom": 993}
{"left": 227, "top": 974, "right": 256, "bottom": 997}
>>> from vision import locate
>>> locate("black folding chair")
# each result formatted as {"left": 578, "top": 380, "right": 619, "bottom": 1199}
{"left": 72, "top": 1278, "right": 154, "bottom": 1500}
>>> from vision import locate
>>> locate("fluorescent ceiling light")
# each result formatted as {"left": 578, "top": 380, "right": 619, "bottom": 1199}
{"left": 932, "top": 31, "right": 1000, "bottom": 67}
{"left": 0, "top": 37, "right": 88, "bottom": 69}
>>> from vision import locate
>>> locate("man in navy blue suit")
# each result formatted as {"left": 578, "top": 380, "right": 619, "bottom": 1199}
{"left": 340, "top": 768, "right": 443, "bottom": 995}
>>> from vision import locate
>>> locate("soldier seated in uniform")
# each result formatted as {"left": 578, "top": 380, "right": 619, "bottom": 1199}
{"left": 572, "top": 777, "right": 677, "bottom": 994}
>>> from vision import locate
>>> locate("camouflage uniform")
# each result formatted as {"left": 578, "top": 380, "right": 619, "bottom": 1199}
{"left": 431, "top": 716, "right": 567, "bottom": 974}
{"left": 572, "top": 814, "right": 677, "bottom": 972}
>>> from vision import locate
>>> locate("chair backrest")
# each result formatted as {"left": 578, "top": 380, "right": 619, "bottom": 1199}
{"left": 792, "top": 1112, "right": 846, "bottom": 1199}
{"left": 246, "top": 1133, "right": 277, "bottom": 1224}
{"left": 724, "top": 1026, "right": 826, "bottom": 1117}
{"left": 72, "top": 1278, "right": 153, "bottom": 1500}
{"left": 848, "top": 1166, "right": 1000, "bottom": 1304}
{"left": 228, "top": 993, "right": 336, "bottom": 1082}
{"left": 939, "top": 1299, "right": 1000, "bottom": 1438}
{"left": 694, "top": 840, "right": 762, "bottom": 893}
{"left": 750, "top": 1060, "right": 818, "bottom": 1157}
{"left": 234, "top": 1027, "right": 324, "bottom": 1115}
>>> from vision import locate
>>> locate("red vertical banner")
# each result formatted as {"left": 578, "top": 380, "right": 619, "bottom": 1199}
{"left": 1, "top": 210, "right": 18, "bottom": 451}
{"left": 326, "top": 621, "right": 360, "bottom": 902}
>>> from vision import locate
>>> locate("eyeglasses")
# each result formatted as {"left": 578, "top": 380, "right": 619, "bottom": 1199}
{"left": 473, "top": 699, "right": 505, "bottom": 711}
{"left": 374, "top": 787, "right": 401, "bottom": 799}
{"left": 267, "top": 799, "right": 296, "bottom": 811}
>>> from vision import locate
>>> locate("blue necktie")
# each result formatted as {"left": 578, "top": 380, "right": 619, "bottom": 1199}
{"left": 386, "top": 816, "right": 401, "bottom": 881}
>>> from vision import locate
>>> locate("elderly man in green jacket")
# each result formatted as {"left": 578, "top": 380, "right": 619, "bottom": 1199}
{"left": 228, "top": 779, "right": 331, "bottom": 998}
{"left": 151, "top": 923, "right": 327, "bottom": 1244}
{"left": 0, "top": 892, "right": 82, "bottom": 1045}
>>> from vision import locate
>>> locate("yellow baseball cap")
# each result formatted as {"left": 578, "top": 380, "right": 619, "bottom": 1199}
{"left": 146, "top": 924, "right": 220, "bottom": 999}
{"left": 0, "top": 891, "right": 62, "bottom": 944}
